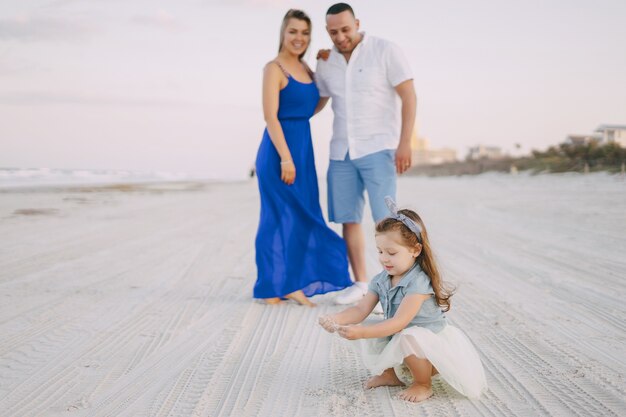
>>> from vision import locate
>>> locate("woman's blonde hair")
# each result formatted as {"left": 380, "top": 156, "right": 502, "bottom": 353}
{"left": 376, "top": 210, "right": 455, "bottom": 312}
{"left": 278, "top": 9, "right": 312, "bottom": 60}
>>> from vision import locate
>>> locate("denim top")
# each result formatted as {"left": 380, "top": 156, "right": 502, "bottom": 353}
{"left": 368, "top": 263, "right": 447, "bottom": 333}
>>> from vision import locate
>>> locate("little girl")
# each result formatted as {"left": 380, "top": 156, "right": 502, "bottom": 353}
{"left": 319, "top": 197, "right": 487, "bottom": 402}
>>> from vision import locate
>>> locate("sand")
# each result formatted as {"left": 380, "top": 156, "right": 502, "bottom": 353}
{"left": 0, "top": 173, "right": 625, "bottom": 417}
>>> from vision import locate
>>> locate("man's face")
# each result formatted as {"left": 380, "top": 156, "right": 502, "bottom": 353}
{"left": 326, "top": 10, "right": 360, "bottom": 53}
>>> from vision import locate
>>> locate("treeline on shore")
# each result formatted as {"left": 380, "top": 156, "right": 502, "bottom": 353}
{"left": 408, "top": 142, "right": 626, "bottom": 176}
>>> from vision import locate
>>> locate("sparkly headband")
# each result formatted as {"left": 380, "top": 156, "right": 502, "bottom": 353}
{"left": 384, "top": 196, "right": 422, "bottom": 240}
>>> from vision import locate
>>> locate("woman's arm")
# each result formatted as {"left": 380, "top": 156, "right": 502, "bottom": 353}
{"left": 313, "top": 96, "right": 330, "bottom": 115}
{"left": 337, "top": 293, "right": 429, "bottom": 340}
{"left": 263, "top": 63, "right": 296, "bottom": 185}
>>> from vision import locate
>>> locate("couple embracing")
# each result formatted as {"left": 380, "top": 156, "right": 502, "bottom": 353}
{"left": 253, "top": 3, "right": 417, "bottom": 307}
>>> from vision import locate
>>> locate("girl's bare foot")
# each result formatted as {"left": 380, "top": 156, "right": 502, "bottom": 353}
{"left": 365, "top": 368, "right": 405, "bottom": 389}
{"left": 285, "top": 290, "right": 316, "bottom": 307}
{"left": 397, "top": 383, "right": 433, "bottom": 402}
{"left": 264, "top": 297, "right": 282, "bottom": 305}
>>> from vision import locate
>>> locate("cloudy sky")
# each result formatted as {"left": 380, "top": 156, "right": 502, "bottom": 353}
{"left": 1, "top": 0, "right": 625, "bottom": 180}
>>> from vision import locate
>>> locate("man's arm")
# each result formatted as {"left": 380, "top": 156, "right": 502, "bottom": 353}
{"left": 394, "top": 79, "right": 417, "bottom": 174}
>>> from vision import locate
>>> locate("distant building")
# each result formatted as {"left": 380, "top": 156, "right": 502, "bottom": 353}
{"left": 466, "top": 145, "right": 504, "bottom": 161}
{"left": 411, "top": 134, "right": 428, "bottom": 152}
{"left": 410, "top": 131, "right": 457, "bottom": 166}
{"left": 594, "top": 124, "right": 626, "bottom": 148}
{"left": 414, "top": 148, "right": 458, "bottom": 165}
{"left": 565, "top": 134, "right": 601, "bottom": 146}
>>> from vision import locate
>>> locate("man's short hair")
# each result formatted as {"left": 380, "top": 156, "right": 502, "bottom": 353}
{"left": 326, "top": 3, "right": 354, "bottom": 17}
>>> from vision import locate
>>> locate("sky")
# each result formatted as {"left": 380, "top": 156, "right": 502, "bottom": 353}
{"left": 1, "top": 0, "right": 625, "bottom": 180}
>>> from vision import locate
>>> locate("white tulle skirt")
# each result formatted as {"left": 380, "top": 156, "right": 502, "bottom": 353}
{"left": 356, "top": 324, "right": 488, "bottom": 398}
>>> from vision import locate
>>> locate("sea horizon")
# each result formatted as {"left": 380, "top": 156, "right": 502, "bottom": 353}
{"left": 0, "top": 166, "right": 249, "bottom": 189}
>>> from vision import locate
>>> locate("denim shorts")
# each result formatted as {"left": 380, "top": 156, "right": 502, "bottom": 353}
{"left": 327, "top": 149, "right": 397, "bottom": 223}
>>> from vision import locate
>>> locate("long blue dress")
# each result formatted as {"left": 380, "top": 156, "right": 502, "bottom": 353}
{"left": 254, "top": 71, "right": 352, "bottom": 299}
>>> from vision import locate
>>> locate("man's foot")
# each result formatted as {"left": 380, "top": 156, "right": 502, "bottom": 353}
{"left": 335, "top": 283, "right": 368, "bottom": 305}
{"left": 365, "top": 368, "right": 405, "bottom": 389}
{"left": 285, "top": 290, "right": 316, "bottom": 307}
{"left": 397, "top": 383, "right": 433, "bottom": 402}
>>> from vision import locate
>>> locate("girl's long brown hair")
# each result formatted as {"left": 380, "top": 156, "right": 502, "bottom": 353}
{"left": 376, "top": 209, "right": 455, "bottom": 312}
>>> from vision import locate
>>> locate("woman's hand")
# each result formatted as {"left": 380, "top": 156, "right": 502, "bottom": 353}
{"left": 337, "top": 324, "right": 363, "bottom": 340}
{"left": 280, "top": 160, "right": 296, "bottom": 185}
{"left": 318, "top": 315, "right": 338, "bottom": 333}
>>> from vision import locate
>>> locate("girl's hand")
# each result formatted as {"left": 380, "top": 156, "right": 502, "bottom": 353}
{"left": 280, "top": 160, "right": 296, "bottom": 185}
{"left": 337, "top": 325, "right": 363, "bottom": 340}
{"left": 318, "top": 315, "right": 338, "bottom": 333}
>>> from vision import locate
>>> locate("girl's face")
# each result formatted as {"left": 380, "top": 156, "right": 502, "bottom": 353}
{"left": 282, "top": 18, "right": 310, "bottom": 56}
{"left": 375, "top": 230, "right": 421, "bottom": 277}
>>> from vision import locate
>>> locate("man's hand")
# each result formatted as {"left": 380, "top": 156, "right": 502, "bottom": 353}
{"left": 395, "top": 142, "right": 412, "bottom": 174}
{"left": 316, "top": 49, "right": 331, "bottom": 61}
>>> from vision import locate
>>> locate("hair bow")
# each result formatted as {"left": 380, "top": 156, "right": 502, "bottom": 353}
{"left": 384, "top": 196, "right": 422, "bottom": 239}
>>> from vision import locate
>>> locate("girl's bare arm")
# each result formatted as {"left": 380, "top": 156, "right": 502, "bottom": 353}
{"left": 338, "top": 293, "right": 430, "bottom": 340}
{"left": 328, "top": 292, "right": 379, "bottom": 325}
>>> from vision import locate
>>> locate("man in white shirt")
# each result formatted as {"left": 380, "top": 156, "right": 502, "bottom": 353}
{"left": 316, "top": 3, "right": 417, "bottom": 304}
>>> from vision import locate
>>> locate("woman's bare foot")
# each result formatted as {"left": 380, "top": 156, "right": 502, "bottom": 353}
{"left": 264, "top": 297, "right": 282, "bottom": 305}
{"left": 285, "top": 290, "right": 316, "bottom": 307}
{"left": 365, "top": 368, "right": 405, "bottom": 389}
{"left": 397, "top": 383, "right": 433, "bottom": 402}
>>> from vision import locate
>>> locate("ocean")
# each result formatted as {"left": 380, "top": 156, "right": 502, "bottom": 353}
{"left": 0, "top": 167, "right": 206, "bottom": 188}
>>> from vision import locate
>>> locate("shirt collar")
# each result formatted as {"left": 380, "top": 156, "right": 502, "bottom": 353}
{"left": 381, "top": 262, "right": 422, "bottom": 290}
{"left": 359, "top": 32, "right": 368, "bottom": 45}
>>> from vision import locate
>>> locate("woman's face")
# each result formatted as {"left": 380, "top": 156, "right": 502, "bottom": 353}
{"left": 281, "top": 18, "right": 310, "bottom": 56}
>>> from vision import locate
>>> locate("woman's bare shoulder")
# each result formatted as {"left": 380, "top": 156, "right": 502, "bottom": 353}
{"left": 263, "top": 60, "right": 282, "bottom": 73}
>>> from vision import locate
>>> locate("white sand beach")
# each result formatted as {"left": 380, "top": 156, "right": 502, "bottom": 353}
{"left": 1, "top": 173, "right": 625, "bottom": 417}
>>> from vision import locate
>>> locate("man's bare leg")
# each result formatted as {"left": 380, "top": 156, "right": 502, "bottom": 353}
{"left": 343, "top": 222, "right": 367, "bottom": 283}
{"left": 335, "top": 222, "right": 369, "bottom": 304}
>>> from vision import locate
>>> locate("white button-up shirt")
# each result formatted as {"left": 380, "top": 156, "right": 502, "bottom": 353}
{"left": 315, "top": 33, "right": 413, "bottom": 160}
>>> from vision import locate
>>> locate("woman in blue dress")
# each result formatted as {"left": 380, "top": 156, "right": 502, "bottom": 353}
{"left": 254, "top": 9, "right": 352, "bottom": 306}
